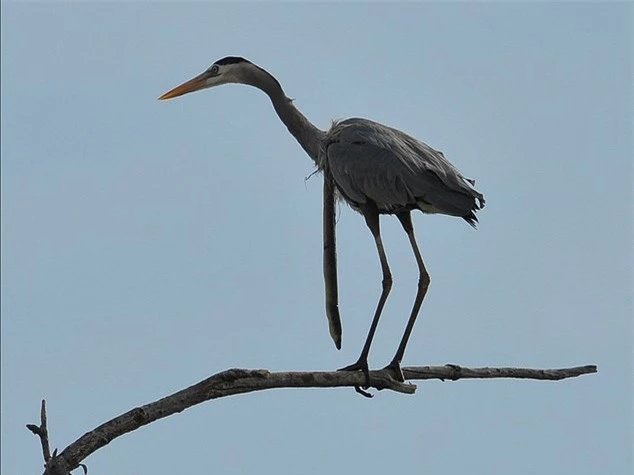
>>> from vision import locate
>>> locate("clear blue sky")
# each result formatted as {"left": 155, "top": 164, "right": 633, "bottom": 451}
{"left": 2, "top": 2, "right": 632, "bottom": 474}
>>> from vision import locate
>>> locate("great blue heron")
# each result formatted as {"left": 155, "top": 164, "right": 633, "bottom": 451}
{"left": 159, "top": 56, "right": 484, "bottom": 384}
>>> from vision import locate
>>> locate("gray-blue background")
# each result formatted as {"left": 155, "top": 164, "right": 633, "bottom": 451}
{"left": 2, "top": 2, "right": 632, "bottom": 474}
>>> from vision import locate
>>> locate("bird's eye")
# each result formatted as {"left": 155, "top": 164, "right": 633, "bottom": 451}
{"left": 209, "top": 65, "right": 219, "bottom": 74}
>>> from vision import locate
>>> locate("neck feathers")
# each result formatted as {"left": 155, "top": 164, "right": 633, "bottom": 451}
{"left": 242, "top": 63, "right": 325, "bottom": 164}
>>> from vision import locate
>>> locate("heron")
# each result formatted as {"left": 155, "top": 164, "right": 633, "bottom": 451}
{"left": 159, "top": 56, "right": 484, "bottom": 384}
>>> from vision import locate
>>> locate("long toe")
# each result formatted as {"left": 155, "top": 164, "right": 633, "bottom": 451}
{"left": 383, "top": 361, "right": 405, "bottom": 382}
{"left": 338, "top": 359, "right": 371, "bottom": 391}
{"left": 338, "top": 360, "right": 369, "bottom": 373}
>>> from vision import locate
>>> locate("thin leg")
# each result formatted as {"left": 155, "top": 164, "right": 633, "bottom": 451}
{"left": 339, "top": 202, "right": 393, "bottom": 384}
{"left": 384, "top": 211, "right": 430, "bottom": 382}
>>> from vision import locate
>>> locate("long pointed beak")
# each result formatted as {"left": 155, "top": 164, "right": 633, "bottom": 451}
{"left": 158, "top": 72, "right": 210, "bottom": 100}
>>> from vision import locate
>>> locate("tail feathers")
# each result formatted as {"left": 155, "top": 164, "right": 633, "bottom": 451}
{"left": 463, "top": 194, "right": 485, "bottom": 229}
{"left": 463, "top": 212, "right": 479, "bottom": 229}
{"left": 476, "top": 193, "right": 486, "bottom": 210}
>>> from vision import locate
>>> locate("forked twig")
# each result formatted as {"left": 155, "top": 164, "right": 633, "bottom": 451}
{"left": 26, "top": 400, "right": 51, "bottom": 463}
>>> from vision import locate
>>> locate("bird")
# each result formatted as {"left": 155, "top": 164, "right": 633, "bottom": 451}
{"left": 159, "top": 56, "right": 484, "bottom": 384}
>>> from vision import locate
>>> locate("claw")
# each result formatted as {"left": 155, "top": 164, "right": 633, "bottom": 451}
{"left": 354, "top": 386, "right": 374, "bottom": 398}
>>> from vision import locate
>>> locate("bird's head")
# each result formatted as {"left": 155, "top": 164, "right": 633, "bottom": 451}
{"left": 159, "top": 56, "right": 255, "bottom": 100}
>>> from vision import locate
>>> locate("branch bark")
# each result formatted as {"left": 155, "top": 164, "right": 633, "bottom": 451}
{"left": 30, "top": 363, "right": 597, "bottom": 475}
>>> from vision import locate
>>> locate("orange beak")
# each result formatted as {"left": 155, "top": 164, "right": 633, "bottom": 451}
{"left": 158, "top": 72, "right": 210, "bottom": 100}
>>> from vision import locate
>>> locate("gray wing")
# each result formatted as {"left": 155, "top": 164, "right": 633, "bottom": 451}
{"left": 322, "top": 118, "right": 484, "bottom": 218}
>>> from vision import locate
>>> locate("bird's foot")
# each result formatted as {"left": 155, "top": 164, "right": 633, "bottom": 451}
{"left": 338, "top": 359, "right": 371, "bottom": 382}
{"left": 338, "top": 359, "right": 373, "bottom": 397}
{"left": 382, "top": 360, "right": 405, "bottom": 383}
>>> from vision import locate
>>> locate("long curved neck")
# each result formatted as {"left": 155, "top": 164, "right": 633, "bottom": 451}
{"left": 241, "top": 65, "right": 325, "bottom": 165}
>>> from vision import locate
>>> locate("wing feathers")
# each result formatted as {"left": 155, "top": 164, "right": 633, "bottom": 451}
{"left": 323, "top": 118, "right": 484, "bottom": 219}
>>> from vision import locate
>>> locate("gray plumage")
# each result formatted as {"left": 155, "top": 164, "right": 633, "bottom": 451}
{"left": 321, "top": 118, "right": 484, "bottom": 224}
{"left": 159, "top": 56, "right": 484, "bottom": 384}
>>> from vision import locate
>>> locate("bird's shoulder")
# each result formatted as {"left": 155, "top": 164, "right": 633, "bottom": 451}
{"left": 322, "top": 117, "right": 446, "bottom": 173}
{"left": 325, "top": 118, "right": 405, "bottom": 146}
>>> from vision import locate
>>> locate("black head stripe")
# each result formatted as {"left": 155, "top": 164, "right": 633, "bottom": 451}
{"left": 214, "top": 56, "right": 250, "bottom": 66}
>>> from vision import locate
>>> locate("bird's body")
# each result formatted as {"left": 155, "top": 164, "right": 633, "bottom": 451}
{"left": 160, "top": 56, "right": 484, "bottom": 386}
{"left": 321, "top": 118, "right": 484, "bottom": 223}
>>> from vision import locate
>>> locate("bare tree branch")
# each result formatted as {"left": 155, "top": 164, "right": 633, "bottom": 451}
{"left": 31, "top": 364, "right": 597, "bottom": 475}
